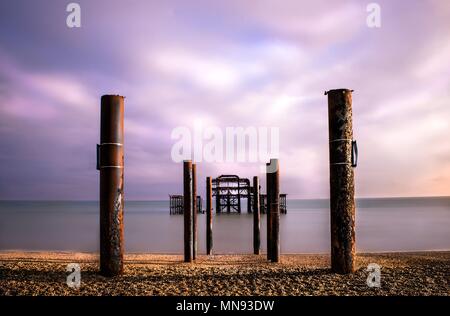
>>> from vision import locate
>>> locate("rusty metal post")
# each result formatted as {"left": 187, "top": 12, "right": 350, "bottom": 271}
{"left": 206, "top": 177, "right": 213, "bottom": 255}
{"left": 237, "top": 181, "right": 241, "bottom": 213}
{"left": 247, "top": 183, "right": 252, "bottom": 213}
{"left": 98, "top": 95, "right": 124, "bottom": 277}
{"left": 216, "top": 188, "right": 220, "bottom": 214}
{"left": 266, "top": 162, "right": 272, "bottom": 261}
{"left": 192, "top": 163, "right": 197, "bottom": 260}
{"left": 326, "top": 89, "right": 356, "bottom": 274}
{"left": 183, "top": 160, "right": 193, "bottom": 263}
{"left": 269, "top": 159, "right": 280, "bottom": 263}
{"left": 253, "top": 176, "right": 260, "bottom": 255}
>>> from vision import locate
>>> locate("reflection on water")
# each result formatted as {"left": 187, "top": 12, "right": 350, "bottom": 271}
{"left": 0, "top": 197, "right": 449, "bottom": 253}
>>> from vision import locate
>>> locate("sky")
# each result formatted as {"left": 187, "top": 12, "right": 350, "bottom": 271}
{"left": 0, "top": 0, "right": 449, "bottom": 200}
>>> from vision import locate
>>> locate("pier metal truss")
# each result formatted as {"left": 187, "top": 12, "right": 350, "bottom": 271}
{"left": 211, "top": 175, "right": 287, "bottom": 214}
{"left": 212, "top": 175, "right": 252, "bottom": 213}
{"left": 170, "top": 175, "right": 287, "bottom": 214}
{"left": 169, "top": 195, "right": 203, "bottom": 215}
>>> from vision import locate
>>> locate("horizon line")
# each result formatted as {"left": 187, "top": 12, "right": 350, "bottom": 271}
{"left": 1, "top": 195, "right": 449, "bottom": 202}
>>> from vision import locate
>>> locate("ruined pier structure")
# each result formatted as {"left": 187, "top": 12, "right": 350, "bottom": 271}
{"left": 97, "top": 88, "right": 357, "bottom": 273}
{"left": 169, "top": 195, "right": 203, "bottom": 214}
{"left": 170, "top": 174, "right": 286, "bottom": 215}
{"left": 212, "top": 175, "right": 286, "bottom": 214}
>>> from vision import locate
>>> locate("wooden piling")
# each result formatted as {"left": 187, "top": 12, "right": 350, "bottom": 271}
{"left": 247, "top": 185, "right": 252, "bottom": 213}
{"left": 206, "top": 177, "right": 213, "bottom": 255}
{"left": 183, "top": 160, "right": 193, "bottom": 263}
{"left": 269, "top": 159, "right": 280, "bottom": 263}
{"left": 237, "top": 181, "right": 241, "bottom": 213}
{"left": 266, "top": 162, "right": 272, "bottom": 261}
{"left": 253, "top": 176, "right": 260, "bottom": 255}
{"left": 216, "top": 189, "right": 221, "bottom": 214}
{"left": 192, "top": 164, "right": 197, "bottom": 260}
{"left": 326, "top": 89, "right": 356, "bottom": 274}
{"left": 98, "top": 95, "right": 124, "bottom": 276}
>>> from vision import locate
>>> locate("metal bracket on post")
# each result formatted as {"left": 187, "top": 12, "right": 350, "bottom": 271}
{"left": 351, "top": 140, "right": 358, "bottom": 168}
{"left": 96, "top": 143, "right": 124, "bottom": 170}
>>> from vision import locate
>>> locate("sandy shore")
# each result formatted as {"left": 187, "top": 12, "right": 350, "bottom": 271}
{"left": 0, "top": 251, "right": 449, "bottom": 296}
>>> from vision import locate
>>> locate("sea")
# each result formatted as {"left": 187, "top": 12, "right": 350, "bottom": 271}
{"left": 0, "top": 197, "right": 449, "bottom": 254}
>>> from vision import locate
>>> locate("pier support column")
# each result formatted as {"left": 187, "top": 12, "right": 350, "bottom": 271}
{"left": 247, "top": 180, "right": 252, "bottom": 213}
{"left": 206, "top": 177, "right": 213, "bottom": 255}
{"left": 326, "top": 89, "right": 356, "bottom": 274}
{"left": 192, "top": 163, "right": 197, "bottom": 260}
{"left": 237, "top": 181, "right": 241, "bottom": 213}
{"left": 98, "top": 95, "right": 124, "bottom": 277}
{"left": 183, "top": 160, "right": 193, "bottom": 263}
{"left": 268, "top": 159, "right": 280, "bottom": 262}
{"left": 216, "top": 189, "right": 220, "bottom": 214}
{"left": 253, "top": 176, "right": 261, "bottom": 255}
{"left": 266, "top": 163, "right": 272, "bottom": 261}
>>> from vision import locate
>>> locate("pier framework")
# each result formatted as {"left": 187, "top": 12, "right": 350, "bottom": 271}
{"left": 169, "top": 195, "right": 203, "bottom": 215}
{"left": 212, "top": 175, "right": 251, "bottom": 213}
{"left": 260, "top": 194, "right": 287, "bottom": 214}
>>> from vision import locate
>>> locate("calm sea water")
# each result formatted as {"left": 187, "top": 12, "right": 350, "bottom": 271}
{"left": 0, "top": 197, "right": 449, "bottom": 253}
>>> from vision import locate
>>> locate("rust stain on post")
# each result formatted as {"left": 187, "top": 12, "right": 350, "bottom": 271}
{"left": 183, "top": 160, "right": 193, "bottom": 263}
{"left": 326, "top": 88, "right": 356, "bottom": 274}
{"left": 206, "top": 177, "right": 213, "bottom": 255}
{"left": 253, "top": 176, "right": 261, "bottom": 255}
{"left": 192, "top": 163, "right": 197, "bottom": 260}
{"left": 99, "top": 95, "right": 124, "bottom": 277}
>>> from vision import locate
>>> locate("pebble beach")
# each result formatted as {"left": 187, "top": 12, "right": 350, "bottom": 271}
{"left": 0, "top": 251, "right": 449, "bottom": 296}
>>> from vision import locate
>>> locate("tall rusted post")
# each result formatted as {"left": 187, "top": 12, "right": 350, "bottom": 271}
{"left": 326, "top": 89, "right": 356, "bottom": 274}
{"left": 269, "top": 159, "right": 280, "bottom": 263}
{"left": 98, "top": 95, "right": 124, "bottom": 277}
{"left": 247, "top": 184, "right": 252, "bottom": 213}
{"left": 192, "top": 164, "right": 197, "bottom": 260}
{"left": 237, "top": 181, "right": 241, "bottom": 213}
{"left": 253, "top": 176, "right": 260, "bottom": 255}
{"left": 216, "top": 189, "right": 220, "bottom": 214}
{"left": 206, "top": 177, "right": 213, "bottom": 255}
{"left": 183, "top": 160, "right": 193, "bottom": 263}
{"left": 266, "top": 162, "right": 272, "bottom": 261}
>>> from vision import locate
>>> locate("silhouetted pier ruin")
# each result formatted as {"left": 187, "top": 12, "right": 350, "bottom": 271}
{"left": 170, "top": 174, "right": 287, "bottom": 214}
{"left": 260, "top": 194, "right": 287, "bottom": 214}
{"left": 169, "top": 195, "right": 203, "bottom": 214}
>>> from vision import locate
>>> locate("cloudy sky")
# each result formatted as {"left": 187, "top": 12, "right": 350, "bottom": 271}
{"left": 0, "top": 0, "right": 449, "bottom": 200}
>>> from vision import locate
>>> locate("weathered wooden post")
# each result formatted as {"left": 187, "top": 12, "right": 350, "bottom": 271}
{"left": 253, "top": 176, "right": 260, "bottom": 255}
{"left": 183, "top": 160, "right": 193, "bottom": 262}
{"left": 206, "top": 177, "right": 213, "bottom": 255}
{"left": 266, "top": 162, "right": 272, "bottom": 260}
{"left": 216, "top": 184, "right": 221, "bottom": 214}
{"left": 247, "top": 179, "right": 252, "bottom": 213}
{"left": 326, "top": 88, "right": 357, "bottom": 274}
{"left": 237, "top": 181, "right": 241, "bottom": 213}
{"left": 98, "top": 95, "right": 124, "bottom": 276}
{"left": 192, "top": 163, "right": 197, "bottom": 260}
{"left": 269, "top": 159, "right": 280, "bottom": 263}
